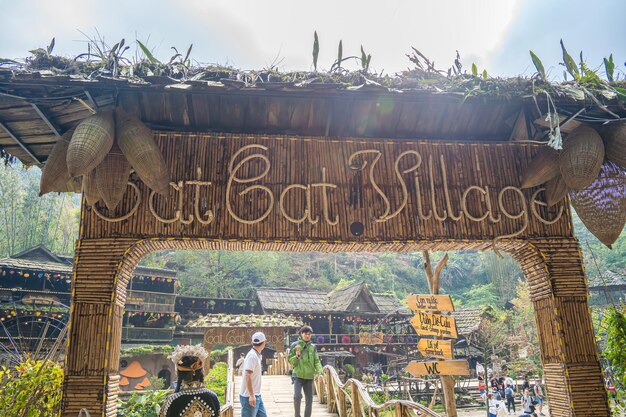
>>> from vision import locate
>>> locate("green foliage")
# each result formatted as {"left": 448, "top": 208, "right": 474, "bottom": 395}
{"left": 560, "top": 39, "right": 579, "bottom": 81}
{"left": 120, "top": 345, "right": 175, "bottom": 358}
{"left": 603, "top": 307, "right": 626, "bottom": 386}
{"left": 604, "top": 54, "right": 615, "bottom": 82}
{"left": 312, "top": 31, "right": 319, "bottom": 72}
{"left": 343, "top": 363, "right": 355, "bottom": 377}
{"left": 0, "top": 164, "right": 80, "bottom": 258}
{"left": 369, "top": 391, "right": 386, "bottom": 404}
{"left": 360, "top": 46, "right": 371, "bottom": 73}
{"left": 529, "top": 50, "right": 546, "bottom": 80}
{"left": 117, "top": 389, "right": 169, "bottom": 417}
{"left": 206, "top": 362, "right": 228, "bottom": 404}
{"left": 0, "top": 359, "right": 63, "bottom": 417}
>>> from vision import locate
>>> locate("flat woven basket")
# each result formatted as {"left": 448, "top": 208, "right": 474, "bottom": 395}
{"left": 81, "top": 171, "right": 101, "bottom": 207}
{"left": 67, "top": 111, "right": 114, "bottom": 177}
{"left": 40, "top": 129, "right": 73, "bottom": 195}
{"left": 116, "top": 110, "right": 170, "bottom": 195}
{"left": 559, "top": 125, "right": 605, "bottom": 190}
{"left": 569, "top": 161, "right": 626, "bottom": 248}
{"left": 95, "top": 142, "right": 132, "bottom": 210}
{"left": 521, "top": 147, "right": 560, "bottom": 188}
{"left": 600, "top": 121, "right": 626, "bottom": 169}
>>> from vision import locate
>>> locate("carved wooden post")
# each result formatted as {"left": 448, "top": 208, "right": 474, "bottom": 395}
{"left": 61, "top": 238, "right": 137, "bottom": 417}
{"left": 512, "top": 239, "right": 609, "bottom": 417}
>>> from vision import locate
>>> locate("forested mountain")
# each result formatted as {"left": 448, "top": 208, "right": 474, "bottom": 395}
{"left": 1, "top": 163, "right": 624, "bottom": 306}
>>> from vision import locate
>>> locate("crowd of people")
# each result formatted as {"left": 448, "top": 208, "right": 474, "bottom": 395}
{"left": 476, "top": 361, "right": 546, "bottom": 417}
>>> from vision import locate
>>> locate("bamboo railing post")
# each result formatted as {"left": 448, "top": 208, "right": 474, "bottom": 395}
{"left": 351, "top": 380, "right": 362, "bottom": 417}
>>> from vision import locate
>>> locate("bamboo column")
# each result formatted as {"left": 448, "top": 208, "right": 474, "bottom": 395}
{"left": 511, "top": 239, "right": 609, "bottom": 417}
{"left": 61, "top": 238, "right": 138, "bottom": 417}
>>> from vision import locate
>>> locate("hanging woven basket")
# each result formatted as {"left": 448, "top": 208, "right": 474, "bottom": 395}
{"left": 521, "top": 147, "right": 560, "bottom": 188}
{"left": 116, "top": 110, "right": 170, "bottom": 195}
{"left": 95, "top": 142, "right": 132, "bottom": 210}
{"left": 569, "top": 161, "right": 626, "bottom": 248}
{"left": 559, "top": 125, "right": 604, "bottom": 190}
{"left": 67, "top": 111, "right": 115, "bottom": 177}
{"left": 545, "top": 174, "right": 568, "bottom": 207}
{"left": 39, "top": 129, "right": 74, "bottom": 195}
{"left": 81, "top": 171, "right": 101, "bottom": 207}
{"left": 599, "top": 121, "right": 626, "bottom": 169}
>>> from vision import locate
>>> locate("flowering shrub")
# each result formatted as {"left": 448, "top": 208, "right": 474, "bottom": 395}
{"left": 0, "top": 359, "right": 63, "bottom": 417}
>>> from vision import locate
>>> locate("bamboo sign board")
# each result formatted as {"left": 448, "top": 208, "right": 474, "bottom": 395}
{"left": 406, "top": 360, "right": 470, "bottom": 377}
{"left": 406, "top": 294, "right": 454, "bottom": 312}
{"left": 410, "top": 312, "right": 458, "bottom": 338}
{"left": 417, "top": 339, "right": 454, "bottom": 360}
{"left": 82, "top": 132, "right": 569, "bottom": 242}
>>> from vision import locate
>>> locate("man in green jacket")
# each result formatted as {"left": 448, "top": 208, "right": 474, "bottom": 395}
{"left": 289, "top": 325, "right": 323, "bottom": 417}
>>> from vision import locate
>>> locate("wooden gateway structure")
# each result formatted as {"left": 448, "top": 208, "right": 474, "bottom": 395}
{"left": 1, "top": 62, "right": 624, "bottom": 417}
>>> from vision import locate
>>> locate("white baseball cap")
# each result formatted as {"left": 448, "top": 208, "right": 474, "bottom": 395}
{"left": 252, "top": 332, "right": 267, "bottom": 344}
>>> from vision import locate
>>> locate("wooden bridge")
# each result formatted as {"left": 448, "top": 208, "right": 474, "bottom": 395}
{"left": 220, "top": 351, "right": 442, "bottom": 417}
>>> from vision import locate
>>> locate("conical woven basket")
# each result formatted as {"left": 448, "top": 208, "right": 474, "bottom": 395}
{"left": 116, "top": 110, "right": 169, "bottom": 195}
{"left": 95, "top": 142, "right": 132, "bottom": 210}
{"left": 600, "top": 122, "right": 626, "bottom": 169}
{"left": 65, "top": 176, "right": 82, "bottom": 193}
{"left": 569, "top": 161, "right": 626, "bottom": 248}
{"left": 67, "top": 111, "right": 115, "bottom": 177}
{"left": 40, "top": 129, "right": 74, "bottom": 195}
{"left": 545, "top": 174, "right": 568, "bottom": 207}
{"left": 559, "top": 125, "right": 604, "bottom": 190}
{"left": 521, "top": 147, "right": 560, "bottom": 188}
{"left": 81, "top": 171, "right": 101, "bottom": 207}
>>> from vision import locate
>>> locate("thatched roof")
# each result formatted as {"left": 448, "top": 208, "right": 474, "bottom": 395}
{"left": 451, "top": 306, "right": 495, "bottom": 335}
{"left": 1, "top": 52, "right": 624, "bottom": 166}
{"left": 0, "top": 244, "right": 176, "bottom": 277}
{"left": 256, "top": 282, "right": 405, "bottom": 314}
{"left": 186, "top": 313, "right": 302, "bottom": 328}
{"left": 588, "top": 270, "right": 626, "bottom": 290}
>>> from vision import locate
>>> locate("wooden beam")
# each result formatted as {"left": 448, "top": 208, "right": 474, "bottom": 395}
{"left": 0, "top": 121, "right": 42, "bottom": 165}
{"left": 30, "top": 103, "right": 62, "bottom": 137}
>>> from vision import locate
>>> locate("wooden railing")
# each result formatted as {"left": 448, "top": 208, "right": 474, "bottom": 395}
{"left": 316, "top": 366, "right": 442, "bottom": 417}
{"left": 266, "top": 351, "right": 290, "bottom": 375}
{"left": 219, "top": 349, "right": 236, "bottom": 417}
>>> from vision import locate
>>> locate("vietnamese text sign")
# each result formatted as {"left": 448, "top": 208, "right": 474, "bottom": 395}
{"left": 406, "top": 294, "right": 454, "bottom": 312}
{"left": 406, "top": 360, "right": 470, "bottom": 377}
{"left": 359, "top": 332, "right": 383, "bottom": 344}
{"left": 410, "top": 312, "right": 458, "bottom": 338}
{"left": 417, "top": 339, "right": 454, "bottom": 360}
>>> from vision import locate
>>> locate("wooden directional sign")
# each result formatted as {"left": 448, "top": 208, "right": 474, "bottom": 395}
{"left": 417, "top": 339, "right": 454, "bottom": 360}
{"left": 406, "top": 294, "right": 454, "bottom": 312}
{"left": 410, "top": 312, "right": 458, "bottom": 338}
{"left": 405, "top": 360, "right": 470, "bottom": 377}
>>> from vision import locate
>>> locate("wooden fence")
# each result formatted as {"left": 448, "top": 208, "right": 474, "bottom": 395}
{"left": 316, "top": 365, "right": 442, "bottom": 417}
{"left": 219, "top": 349, "right": 236, "bottom": 417}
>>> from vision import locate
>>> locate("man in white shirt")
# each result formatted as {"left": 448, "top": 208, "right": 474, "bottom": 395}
{"left": 239, "top": 332, "right": 268, "bottom": 417}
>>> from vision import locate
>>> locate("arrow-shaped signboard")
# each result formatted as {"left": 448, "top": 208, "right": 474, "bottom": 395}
{"left": 406, "top": 360, "right": 470, "bottom": 377}
{"left": 406, "top": 294, "right": 454, "bottom": 312}
{"left": 410, "top": 311, "right": 458, "bottom": 339}
{"left": 417, "top": 339, "right": 454, "bottom": 360}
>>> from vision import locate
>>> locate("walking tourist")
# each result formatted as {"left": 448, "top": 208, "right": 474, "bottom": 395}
{"left": 505, "top": 383, "right": 515, "bottom": 414}
{"left": 160, "top": 344, "right": 221, "bottom": 417}
{"left": 487, "top": 392, "right": 505, "bottom": 417}
{"left": 289, "top": 325, "right": 323, "bottom": 417}
{"left": 519, "top": 388, "right": 537, "bottom": 417}
{"left": 533, "top": 378, "right": 545, "bottom": 416}
{"left": 240, "top": 332, "right": 268, "bottom": 417}
{"left": 236, "top": 353, "right": 245, "bottom": 375}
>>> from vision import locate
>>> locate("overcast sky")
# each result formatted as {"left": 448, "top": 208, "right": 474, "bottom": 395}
{"left": 1, "top": 0, "right": 624, "bottom": 80}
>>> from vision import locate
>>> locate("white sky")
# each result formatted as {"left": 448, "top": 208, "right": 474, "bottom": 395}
{"left": 0, "top": 0, "right": 624, "bottom": 80}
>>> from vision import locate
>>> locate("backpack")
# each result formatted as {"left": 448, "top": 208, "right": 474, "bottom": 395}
{"left": 505, "top": 387, "right": 513, "bottom": 399}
